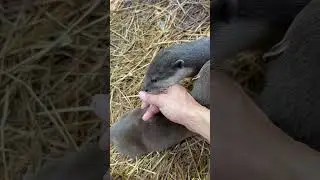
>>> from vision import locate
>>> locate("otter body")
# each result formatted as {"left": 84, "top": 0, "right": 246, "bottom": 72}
{"left": 191, "top": 60, "right": 210, "bottom": 108}
{"left": 110, "top": 108, "right": 195, "bottom": 159}
{"left": 110, "top": 61, "right": 210, "bottom": 159}
{"left": 257, "top": 0, "right": 320, "bottom": 151}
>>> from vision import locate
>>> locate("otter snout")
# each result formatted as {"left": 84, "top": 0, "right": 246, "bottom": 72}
{"left": 141, "top": 83, "right": 156, "bottom": 93}
{"left": 141, "top": 81, "right": 150, "bottom": 92}
{"left": 142, "top": 87, "right": 150, "bottom": 92}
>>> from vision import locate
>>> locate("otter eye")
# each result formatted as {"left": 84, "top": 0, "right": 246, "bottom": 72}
{"left": 151, "top": 78, "right": 157, "bottom": 83}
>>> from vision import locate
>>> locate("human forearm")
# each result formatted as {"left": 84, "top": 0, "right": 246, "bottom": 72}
{"left": 185, "top": 104, "right": 210, "bottom": 142}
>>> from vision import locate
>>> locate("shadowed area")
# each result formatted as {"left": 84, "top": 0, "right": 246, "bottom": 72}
{"left": 0, "top": 0, "right": 108, "bottom": 179}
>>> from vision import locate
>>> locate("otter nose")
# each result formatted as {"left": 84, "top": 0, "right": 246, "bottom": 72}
{"left": 145, "top": 88, "right": 149, "bottom": 92}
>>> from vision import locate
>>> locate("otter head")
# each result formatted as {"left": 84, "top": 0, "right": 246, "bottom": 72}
{"left": 142, "top": 49, "right": 195, "bottom": 94}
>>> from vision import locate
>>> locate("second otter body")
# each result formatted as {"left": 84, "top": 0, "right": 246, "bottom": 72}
{"left": 257, "top": 0, "right": 320, "bottom": 151}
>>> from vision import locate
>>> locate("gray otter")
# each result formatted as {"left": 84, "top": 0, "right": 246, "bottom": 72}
{"left": 191, "top": 60, "right": 210, "bottom": 108}
{"left": 110, "top": 108, "right": 196, "bottom": 159}
{"left": 110, "top": 60, "right": 210, "bottom": 159}
{"left": 212, "top": 70, "right": 320, "bottom": 180}
{"left": 257, "top": 0, "right": 320, "bottom": 151}
{"left": 142, "top": 37, "right": 210, "bottom": 94}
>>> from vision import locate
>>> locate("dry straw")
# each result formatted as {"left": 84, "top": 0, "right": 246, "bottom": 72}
{"left": 0, "top": 0, "right": 263, "bottom": 179}
{"left": 110, "top": 0, "right": 210, "bottom": 179}
{"left": 0, "top": 0, "right": 107, "bottom": 179}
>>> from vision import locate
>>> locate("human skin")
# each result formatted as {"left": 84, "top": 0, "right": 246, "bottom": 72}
{"left": 138, "top": 84, "right": 210, "bottom": 142}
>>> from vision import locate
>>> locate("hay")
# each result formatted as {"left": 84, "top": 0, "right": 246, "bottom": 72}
{"left": 0, "top": 0, "right": 107, "bottom": 179}
{"left": 222, "top": 51, "right": 266, "bottom": 98}
{"left": 110, "top": 0, "right": 210, "bottom": 179}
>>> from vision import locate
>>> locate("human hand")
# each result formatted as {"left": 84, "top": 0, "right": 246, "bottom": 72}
{"left": 138, "top": 84, "right": 199, "bottom": 123}
{"left": 138, "top": 84, "right": 210, "bottom": 142}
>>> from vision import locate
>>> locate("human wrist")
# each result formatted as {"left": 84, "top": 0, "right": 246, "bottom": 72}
{"left": 185, "top": 103, "right": 210, "bottom": 142}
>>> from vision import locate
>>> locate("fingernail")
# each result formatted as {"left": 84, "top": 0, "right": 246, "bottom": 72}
{"left": 142, "top": 113, "right": 148, "bottom": 121}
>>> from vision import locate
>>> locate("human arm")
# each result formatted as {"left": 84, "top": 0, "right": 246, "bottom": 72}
{"left": 138, "top": 84, "right": 210, "bottom": 142}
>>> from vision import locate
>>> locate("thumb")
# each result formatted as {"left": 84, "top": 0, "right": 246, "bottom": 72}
{"left": 138, "top": 91, "right": 163, "bottom": 107}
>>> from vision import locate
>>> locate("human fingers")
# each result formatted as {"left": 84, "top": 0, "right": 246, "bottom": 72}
{"left": 141, "top": 101, "right": 149, "bottom": 109}
{"left": 142, "top": 104, "right": 160, "bottom": 121}
{"left": 138, "top": 91, "right": 164, "bottom": 107}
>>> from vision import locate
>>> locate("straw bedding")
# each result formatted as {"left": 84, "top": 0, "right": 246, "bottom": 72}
{"left": 0, "top": 0, "right": 107, "bottom": 179}
{"left": 0, "top": 0, "right": 263, "bottom": 179}
{"left": 110, "top": 1, "right": 264, "bottom": 179}
{"left": 110, "top": 0, "right": 211, "bottom": 179}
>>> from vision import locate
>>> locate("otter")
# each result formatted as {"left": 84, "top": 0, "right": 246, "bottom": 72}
{"left": 143, "top": 0, "right": 311, "bottom": 94}
{"left": 142, "top": 37, "right": 210, "bottom": 94}
{"left": 190, "top": 60, "right": 210, "bottom": 108}
{"left": 109, "top": 60, "right": 210, "bottom": 159}
{"left": 256, "top": 0, "right": 320, "bottom": 151}
{"left": 110, "top": 108, "right": 196, "bottom": 159}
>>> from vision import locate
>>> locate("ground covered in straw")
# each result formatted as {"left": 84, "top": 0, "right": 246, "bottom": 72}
{"left": 110, "top": 0, "right": 210, "bottom": 179}
{"left": 0, "top": 1, "right": 108, "bottom": 179}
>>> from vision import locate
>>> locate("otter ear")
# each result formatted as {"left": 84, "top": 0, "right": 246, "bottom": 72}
{"left": 173, "top": 59, "right": 184, "bottom": 69}
{"left": 158, "top": 47, "right": 167, "bottom": 54}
